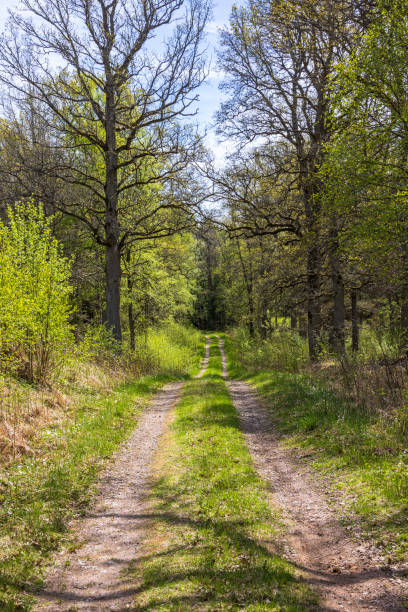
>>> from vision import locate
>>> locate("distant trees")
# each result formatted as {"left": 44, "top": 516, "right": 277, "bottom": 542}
{"left": 0, "top": 0, "right": 211, "bottom": 341}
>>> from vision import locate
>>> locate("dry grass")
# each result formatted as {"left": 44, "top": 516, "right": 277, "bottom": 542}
{"left": 314, "top": 357, "right": 408, "bottom": 417}
{"left": 0, "top": 358, "right": 130, "bottom": 465}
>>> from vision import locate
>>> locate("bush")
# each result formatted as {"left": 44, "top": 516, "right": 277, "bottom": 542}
{"left": 0, "top": 201, "right": 74, "bottom": 383}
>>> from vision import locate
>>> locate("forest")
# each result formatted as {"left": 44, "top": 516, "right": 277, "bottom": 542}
{"left": 0, "top": 0, "right": 408, "bottom": 610}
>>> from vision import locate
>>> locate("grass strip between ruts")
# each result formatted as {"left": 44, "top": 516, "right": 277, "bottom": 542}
{"left": 133, "top": 340, "right": 316, "bottom": 610}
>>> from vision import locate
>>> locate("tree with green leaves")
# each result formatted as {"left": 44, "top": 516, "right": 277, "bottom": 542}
{"left": 323, "top": 0, "right": 408, "bottom": 349}
{"left": 216, "top": 0, "right": 369, "bottom": 359}
{"left": 0, "top": 0, "right": 210, "bottom": 341}
{"left": 0, "top": 201, "right": 74, "bottom": 383}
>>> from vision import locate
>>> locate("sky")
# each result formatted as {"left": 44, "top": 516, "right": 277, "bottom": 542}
{"left": 0, "top": 0, "right": 237, "bottom": 166}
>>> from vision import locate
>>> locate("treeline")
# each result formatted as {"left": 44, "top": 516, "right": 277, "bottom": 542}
{"left": 1, "top": 0, "right": 408, "bottom": 379}
{"left": 195, "top": 0, "right": 408, "bottom": 364}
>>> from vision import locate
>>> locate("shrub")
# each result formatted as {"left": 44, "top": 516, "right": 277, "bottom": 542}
{"left": 0, "top": 201, "right": 74, "bottom": 383}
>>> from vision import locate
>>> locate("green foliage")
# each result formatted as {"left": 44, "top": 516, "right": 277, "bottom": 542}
{"left": 77, "top": 324, "right": 120, "bottom": 361}
{"left": 322, "top": 0, "right": 408, "bottom": 283}
{"left": 229, "top": 327, "right": 308, "bottom": 375}
{"left": 0, "top": 201, "right": 74, "bottom": 383}
{"left": 123, "top": 233, "right": 199, "bottom": 337}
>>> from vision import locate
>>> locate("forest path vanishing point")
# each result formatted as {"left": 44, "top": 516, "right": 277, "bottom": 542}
{"left": 34, "top": 339, "right": 212, "bottom": 612}
{"left": 34, "top": 335, "right": 407, "bottom": 611}
{"left": 217, "top": 337, "right": 408, "bottom": 612}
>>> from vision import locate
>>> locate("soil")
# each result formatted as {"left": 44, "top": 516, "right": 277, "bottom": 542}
{"left": 218, "top": 339, "right": 408, "bottom": 611}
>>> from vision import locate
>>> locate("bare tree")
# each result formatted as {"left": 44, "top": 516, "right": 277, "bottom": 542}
{"left": 0, "top": 0, "right": 211, "bottom": 341}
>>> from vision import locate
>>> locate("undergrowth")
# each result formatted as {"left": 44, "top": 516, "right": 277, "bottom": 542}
{"left": 133, "top": 340, "right": 315, "bottom": 610}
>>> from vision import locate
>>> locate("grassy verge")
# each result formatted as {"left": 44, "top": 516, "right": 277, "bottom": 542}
{"left": 225, "top": 335, "right": 408, "bottom": 563}
{"left": 0, "top": 328, "right": 204, "bottom": 611}
{"left": 132, "top": 340, "right": 315, "bottom": 610}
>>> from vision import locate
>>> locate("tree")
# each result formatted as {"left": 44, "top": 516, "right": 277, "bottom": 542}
{"left": 217, "top": 0, "right": 369, "bottom": 359}
{"left": 0, "top": 0, "right": 210, "bottom": 341}
{"left": 0, "top": 201, "right": 74, "bottom": 383}
{"left": 323, "top": 0, "right": 408, "bottom": 349}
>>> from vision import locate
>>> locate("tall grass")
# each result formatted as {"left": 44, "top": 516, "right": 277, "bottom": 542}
{"left": 133, "top": 323, "right": 204, "bottom": 376}
{"left": 229, "top": 327, "right": 308, "bottom": 375}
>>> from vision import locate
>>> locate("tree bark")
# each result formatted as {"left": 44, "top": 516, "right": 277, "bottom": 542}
{"left": 351, "top": 288, "right": 359, "bottom": 353}
{"left": 329, "top": 217, "right": 345, "bottom": 354}
{"left": 104, "top": 81, "right": 122, "bottom": 342}
{"left": 303, "top": 168, "right": 323, "bottom": 362}
{"left": 400, "top": 297, "right": 408, "bottom": 351}
{"left": 307, "top": 241, "right": 322, "bottom": 361}
{"left": 248, "top": 287, "right": 255, "bottom": 337}
{"left": 105, "top": 243, "right": 122, "bottom": 342}
{"left": 127, "top": 252, "right": 135, "bottom": 352}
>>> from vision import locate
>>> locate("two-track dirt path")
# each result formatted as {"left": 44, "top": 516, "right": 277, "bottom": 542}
{"left": 35, "top": 335, "right": 407, "bottom": 611}
{"left": 35, "top": 339, "right": 211, "bottom": 612}
{"left": 218, "top": 337, "right": 408, "bottom": 611}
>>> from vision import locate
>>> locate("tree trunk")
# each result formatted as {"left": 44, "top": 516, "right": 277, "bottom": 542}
{"left": 259, "top": 295, "right": 268, "bottom": 339}
{"left": 299, "top": 313, "right": 307, "bottom": 338}
{"left": 106, "top": 243, "right": 122, "bottom": 342}
{"left": 400, "top": 297, "right": 408, "bottom": 352}
{"left": 307, "top": 241, "right": 322, "bottom": 361}
{"left": 127, "top": 252, "right": 135, "bottom": 352}
{"left": 248, "top": 290, "right": 255, "bottom": 337}
{"left": 351, "top": 288, "right": 359, "bottom": 353}
{"left": 329, "top": 217, "right": 345, "bottom": 354}
{"left": 303, "top": 173, "right": 322, "bottom": 362}
{"left": 104, "top": 80, "right": 122, "bottom": 342}
{"left": 388, "top": 296, "right": 398, "bottom": 343}
{"left": 291, "top": 314, "right": 297, "bottom": 331}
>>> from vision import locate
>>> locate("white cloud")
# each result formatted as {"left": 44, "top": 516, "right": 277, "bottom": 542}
{"left": 205, "top": 131, "right": 234, "bottom": 168}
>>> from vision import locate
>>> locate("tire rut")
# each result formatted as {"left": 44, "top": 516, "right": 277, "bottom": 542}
{"left": 35, "top": 340, "right": 211, "bottom": 611}
{"left": 218, "top": 337, "right": 408, "bottom": 612}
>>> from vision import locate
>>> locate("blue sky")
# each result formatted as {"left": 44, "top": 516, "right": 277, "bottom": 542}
{"left": 0, "top": 0, "right": 236, "bottom": 165}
